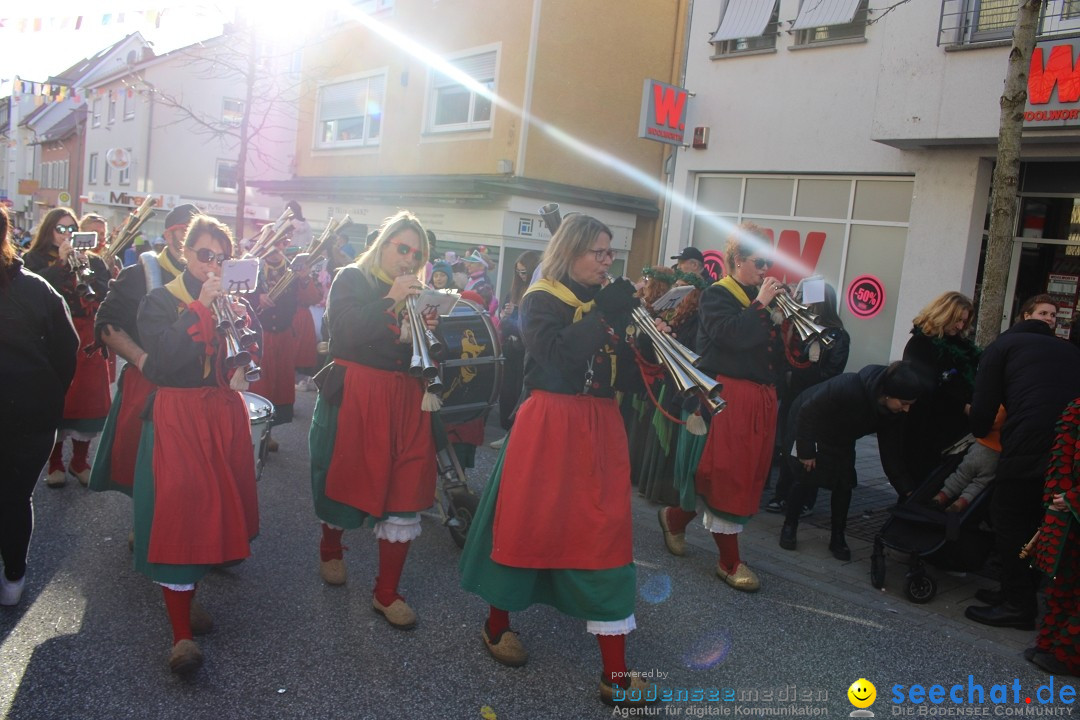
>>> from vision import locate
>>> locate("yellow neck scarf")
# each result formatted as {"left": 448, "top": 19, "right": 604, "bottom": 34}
{"left": 372, "top": 265, "right": 409, "bottom": 315}
{"left": 523, "top": 278, "right": 595, "bottom": 323}
{"left": 158, "top": 249, "right": 183, "bottom": 279}
{"left": 165, "top": 274, "right": 212, "bottom": 379}
{"left": 715, "top": 275, "right": 752, "bottom": 308}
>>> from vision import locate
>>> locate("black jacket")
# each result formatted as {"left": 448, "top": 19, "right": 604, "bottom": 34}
{"left": 695, "top": 281, "right": 782, "bottom": 386}
{"left": 970, "top": 319, "right": 1080, "bottom": 480}
{"left": 23, "top": 248, "right": 110, "bottom": 318}
{"left": 0, "top": 257, "right": 79, "bottom": 433}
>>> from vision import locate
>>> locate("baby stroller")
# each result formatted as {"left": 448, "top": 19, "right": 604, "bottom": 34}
{"left": 869, "top": 440, "right": 996, "bottom": 604}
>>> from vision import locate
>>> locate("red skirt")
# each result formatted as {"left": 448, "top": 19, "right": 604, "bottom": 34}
{"left": 694, "top": 375, "right": 777, "bottom": 518}
{"left": 293, "top": 307, "right": 318, "bottom": 369}
{"left": 492, "top": 391, "right": 633, "bottom": 570}
{"left": 249, "top": 327, "right": 298, "bottom": 408}
{"left": 148, "top": 387, "right": 258, "bottom": 565}
{"left": 63, "top": 314, "right": 112, "bottom": 421}
{"left": 324, "top": 361, "right": 437, "bottom": 516}
{"left": 112, "top": 365, "right": 156, "bottom": 490}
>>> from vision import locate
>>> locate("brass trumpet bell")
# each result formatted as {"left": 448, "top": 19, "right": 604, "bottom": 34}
{"left": 774, "top": 292, "right": 834, "bottom": 347}
{"left": 630, "top": 307, "right": 726, "bottom": 416}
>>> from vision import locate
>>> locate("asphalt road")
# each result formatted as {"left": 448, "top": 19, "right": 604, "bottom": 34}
{"left": 0, "top": 388, "right": 1067, "bottom": 719}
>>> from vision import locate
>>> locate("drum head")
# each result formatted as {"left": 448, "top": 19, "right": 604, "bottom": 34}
{"left": 438, "top": 299, "right": 502, "bottom": 425}
{"left": 242, "top": 392, "right": 274, "bottom": 422}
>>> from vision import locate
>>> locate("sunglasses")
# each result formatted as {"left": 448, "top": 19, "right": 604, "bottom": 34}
{"left": 389, "top": 240, "right": 423, "bottom": 262}
{"left": 516, "top": 269, "right": 528, "bottom": 276}
{"left": 194, "top": 248, "right": 229, "bottom": 265}
{"left": 752, "top": 257, "right": 773, "bottom": 270}
{"left": 55, "top": 224, "right": 78, "bottom": 234}
{"left": 587, "top": 247, "right": 616, "bottom": 262}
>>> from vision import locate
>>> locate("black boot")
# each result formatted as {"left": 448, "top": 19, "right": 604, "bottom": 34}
{"left": 779, "top": 521, "right": 798, "bottom": 551}
{"left": 828, "top": 529, "right": 851, "bottom": 561}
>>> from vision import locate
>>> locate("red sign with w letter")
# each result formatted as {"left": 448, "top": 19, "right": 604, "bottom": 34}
{"left": 638, "top": 79, "right": 690, "bottom": 146}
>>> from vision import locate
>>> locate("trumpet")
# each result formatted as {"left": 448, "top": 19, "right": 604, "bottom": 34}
{"left": 212, "top": 294, "right": 261, "bottom": 382}
{"left": 244, "top": 207, "right": 295, "bottom": 260}
{"left": 102, "top": 195, "right": 156, "bottom": 265}
{"left": 631, "top": 305, "right": 727, "bottom": 416}
{"left": 266, "top": 215, "right": 350, "bottom": 303}
{"left": 773, "top": 290, "right": 834, "bottom": 347}
{"left": 406, "top": 294, "right": 443, "bottom": 392}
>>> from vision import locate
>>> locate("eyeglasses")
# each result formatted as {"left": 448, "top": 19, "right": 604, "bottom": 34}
{"left": 389, "top": 240, "right": 423, "bottom": 262}
{"left": 55, "top": 224, "right": 78, "bottom": 234}
{"left": 194, "top": 248, "right": 229, "bottom": 265}
{"left": 752, "top": 257, "right": 773, "bottom": 270}
{"left": 516, "top": 268, "right": 528, "bottom": 276}
{"left": 586, "top": 247, "right": 616, "bottom": 262}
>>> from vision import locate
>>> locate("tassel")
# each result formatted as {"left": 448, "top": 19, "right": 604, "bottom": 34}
{"left": 230, "top": 367, "right": 250, "bottom": 391}
{"left": 686, "top": 411, "right": 707, "bottom": 436}
{"left": 421, "top": 391, "right": 443, "bottom": 412}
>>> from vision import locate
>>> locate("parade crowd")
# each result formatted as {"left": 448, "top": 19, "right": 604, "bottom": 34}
{"left": 1, "top": 202, "right": 1078, "bottom": 707}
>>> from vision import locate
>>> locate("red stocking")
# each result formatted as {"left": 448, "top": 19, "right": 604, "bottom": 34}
{"left": 48, "top": 441, "right": 64, "bottom": 473}
{"left": 319, "top": 524, "right": 345, "bottom": 561}
{"left": 713, "top": 532, "right": 741, "bottom": 574}
{"left": 664, "top": 507, "right": 697, "bottom": 535}
{"left": 70, "top": 440, "right": 91, "bottom": 472}
{"left": 597, "top": 633, "right": 629, "bottom": 687}
{"left": 486, "top": 606, "right": 510, "bottom": 638}
{"left": 161, "top": 586, "right": 195, "bottom": 644}
{"left": 373, "top": 539, "right": 410, "bottom": 606}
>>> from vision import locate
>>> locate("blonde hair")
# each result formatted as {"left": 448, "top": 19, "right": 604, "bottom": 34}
{"left": 912, "top": 291, "right": 974, "bottom": 338}
{"left": 353, "top": 211, "right": 429, "bottom": 279}
{"left": 539, "top": 213, "right": 613, "bottom": 282}
{"left": 724, "top": 221, "right": 770, "bottom": 276}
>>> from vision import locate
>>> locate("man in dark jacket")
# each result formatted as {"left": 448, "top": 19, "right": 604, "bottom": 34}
{"left": 964, "top": 318, "right": 1080, "bottom": 630}
{"left": 777, "top": 362, "right": 923, "bottom": 559}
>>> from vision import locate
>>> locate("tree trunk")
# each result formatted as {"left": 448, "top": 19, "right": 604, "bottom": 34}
{"left": 234, "top": 27, "right": 258, "bottom": 239}
{"left": 975, "top": 0, "right": 1042, "bottom": 347}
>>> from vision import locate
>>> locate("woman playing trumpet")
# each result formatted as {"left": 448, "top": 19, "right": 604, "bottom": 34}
{"left": 308, "top": 210, "right": 437, "bottom": 631}
{"left": 24, "top": 207, "right": 112, "bottom": 488}
{"left": 134, "top": 214, "right": 262, "bottom": 674}
{"left": 659, "top": 222, "right": 784, "bottom": 592}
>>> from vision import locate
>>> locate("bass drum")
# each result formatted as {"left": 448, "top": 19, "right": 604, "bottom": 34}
{"left": 438, "top": 299, "right": 503, "bottom": 426}
{"left": 242, "top": 392, "right": 274, "bottom": 481}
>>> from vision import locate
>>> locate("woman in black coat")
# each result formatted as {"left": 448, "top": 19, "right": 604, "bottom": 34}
{"left": 0, "top": 206, "right": 78, "bottom": 605}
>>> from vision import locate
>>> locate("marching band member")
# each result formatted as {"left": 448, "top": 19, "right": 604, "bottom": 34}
{"left": 308, "top": 210, "right": 436, "bottom": 630}
{"left": 0, "top": 205, "right": 78, "bottom": 606}
{"left": 658, "top": 222, "right": 784, "bottom": 592}
{"left": 459, "top": 213, "right": 656, "bottom": 707}
{"left": 290, "top": 253, "right": 323, "bottom": 391}
{"left": 250, "top": 235, "right": 300, "bottom": 451}
{"left": 24, "top": 207, "right": 111, "bottom": 488}
{"left": 133, "top": 214, "right": 261, "bottom": 674}
{"left": 90, "top": 203, "right": 199, "bottom": 495}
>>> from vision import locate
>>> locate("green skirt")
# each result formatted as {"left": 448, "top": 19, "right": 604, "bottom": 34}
{"left": 458, "top": 445, "right": 636, "bottom": 621}
{"left": 88, "top": 373, "right": 129, "bottom": 496}
{"left": 671, "top": 412, "right": 751, "bottom": 524}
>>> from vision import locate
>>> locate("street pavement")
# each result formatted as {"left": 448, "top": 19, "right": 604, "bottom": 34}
{"left": 0, "top": 388, "right": 1071, "bottom": 719}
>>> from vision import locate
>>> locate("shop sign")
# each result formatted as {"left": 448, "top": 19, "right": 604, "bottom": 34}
{"left": 196, "top": 199, "right": 271, "bottom": 221}
{"left": 699, "top": 229, "right": 826, "bottom": 285}
{"left": 1025, "top": 37, "right": 1080, "bottom": 128}
{"left": 846, "top": 275, "right": 886, "bottom": 319}
{"left": 58, "top": 192, "right": 71, "bottom": 205}
{"left": 84, "top": 191, "right": 179, "bottom": 210}
{"left": 638, "top": 79, "right": 690, "bottom": 146}
{"left": 17, "top": 179, "right": 39, "bottom": 195}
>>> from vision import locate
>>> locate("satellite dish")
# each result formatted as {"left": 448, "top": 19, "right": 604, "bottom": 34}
{"left": 106, "top": 148, "right": 131, "bottom": 170}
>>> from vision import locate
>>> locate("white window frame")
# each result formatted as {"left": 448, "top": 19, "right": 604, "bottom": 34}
{"left": 91, "top": 99, "right": 101, "bottom": 128}
{"left": 792, "top": 0, "right": 870, "bottom": 47}
{"left": 123, "top": 89, "right": 135, "bottom": 120}
{"left": 119, "top": 149, "right": 131, "bottom": 186}
{"left": 60, "top": 160, "right": 68, "bottom": 190}
{"left": 215, "top": 159, "right": 238, "bottom": 193}
{"left": 222, "top": 98, "right": 245, "bottom": 127}
{"left": 88, "top": 153, "right": 98, "bottom": 184}
{"left": 426, "top": 47, "right": 497, "bottom": 134}
{"left": 711, "top": 0, "right": 781, "bottom": 57}
{"left": 316, "top": 73, "right": 386, "bottom": 149}
{"left": 108, "top": 93, "right": 117, "bottom": 124}
{"left": 104, "top": 161, "right": 112, "bottom": 186}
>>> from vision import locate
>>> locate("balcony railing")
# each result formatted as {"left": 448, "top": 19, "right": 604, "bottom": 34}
{"left": 939, "top": 0, "right": 1080, "bottom": 47}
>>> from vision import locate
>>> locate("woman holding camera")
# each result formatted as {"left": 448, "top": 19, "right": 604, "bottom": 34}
{"left": 24, "top": 207, "right": 111, "bottom": 488}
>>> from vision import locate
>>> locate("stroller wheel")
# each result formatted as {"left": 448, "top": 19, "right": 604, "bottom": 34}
{"left": 870, "top": 549, "right": 886, "bottom": 590}
{"left": 446, "top": 488, "right": 480, "bottom": 549}
{"left": 904, "top": 573, "right": 937, "bottom": 604}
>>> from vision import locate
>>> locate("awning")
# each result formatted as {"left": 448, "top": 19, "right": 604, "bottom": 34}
{"left": 791, "top": 0, "right": 862, "bottom": 30}
{"left": 710, "top": 0, "right": 777, "bottom": 42}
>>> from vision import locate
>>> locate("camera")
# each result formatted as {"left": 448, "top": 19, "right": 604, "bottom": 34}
{"left": 71, "top": 232, "right": 99, "bottom": 251}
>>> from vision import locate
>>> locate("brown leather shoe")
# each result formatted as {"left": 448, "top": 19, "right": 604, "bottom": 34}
{"left": 372, "top": 597, "right": 417, "bottom": 630}
{"left": 482, "top": 626, "right": 528, "bottom": 667}
{"left": 658, "top": 507, "right": 686, "bottom": 556}
{"left": 319, "top": 558, "right": 347, "bottom": 586}
{"left": 716, "top": 562, "right": 760, "bottom": 592}
{"left": 45, "top": 469, "right": 66, "bottom": 488}
{"left": 190, "top": 600, "right": 214, "bottom": 636}
{"left": 600, "top": 673, "right": 658, "bottom": 707}
{"left": 168, "top": 639, "right": 203, "bottom": 675}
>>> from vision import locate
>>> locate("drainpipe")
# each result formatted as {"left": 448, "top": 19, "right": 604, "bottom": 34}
{"left": 657, "top": 0, "right": 693, "bottom": 266}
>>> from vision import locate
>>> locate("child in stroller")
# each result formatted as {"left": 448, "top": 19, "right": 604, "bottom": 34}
{"left": 930, "top": 406, "right": 1004, "bottom": 513}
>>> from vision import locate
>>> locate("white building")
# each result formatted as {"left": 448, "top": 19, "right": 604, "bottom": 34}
{"left": 81, "top": 28, "right": 300, "bottom": 241}
{"left": 664, "top": 0, "right": 1080, "bottom": 370}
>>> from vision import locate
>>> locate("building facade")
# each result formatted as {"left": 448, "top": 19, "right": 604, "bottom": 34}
{"left": 665, "top": 0, "right": 1080, "bottom": 370}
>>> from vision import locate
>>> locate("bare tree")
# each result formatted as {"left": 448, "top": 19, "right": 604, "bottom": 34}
{"left": 976, "top": 0, "right": 1043, "bottom": 347}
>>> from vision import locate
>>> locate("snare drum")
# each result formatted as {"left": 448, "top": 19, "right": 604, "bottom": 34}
{"left": 243, "top": 392, "right": 274, "bottom": 481}
{"left": 438, "top": 299, "right": 503, "bottom": 425}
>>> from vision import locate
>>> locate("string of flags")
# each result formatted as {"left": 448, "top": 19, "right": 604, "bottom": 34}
{"left": 0, "top": 11, "right": 163, "bottom": 33}
{"left": 10, "top": 82, "right": 139, "bottom": 108}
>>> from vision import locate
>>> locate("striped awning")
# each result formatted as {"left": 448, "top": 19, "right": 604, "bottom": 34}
{"left": 791, "top": 0, "right": 863, "bottom": 30}
{"left": 710, "top": 0, "right": 777, "bottom": 42}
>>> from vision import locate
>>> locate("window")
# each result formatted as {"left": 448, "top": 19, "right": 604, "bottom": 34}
{"left": 119, "top": 149, "right": 131, "bottom": 185}
{"left": 88, "top": 153, "right": 98, "bottom": 184}
{"left": 124, "top": 89, "right": 135, "bottom": 120}
{"left": 108, "top": 93, "right": 117, "bottom": 124}
{"left": 971, "top": 0, "right": 1015, "bottom": 40}
{"left": 351, "top": 0, "right": 394, "bottom": 13}
{"left": 40, "top": 162, "right": 49, "bottom": 189}
{"left": 711, "top": 0, "right": 780, "bottom": 56}
{"left": 1067, "top": 0, "right": 1080, "bottom": 19}
{"left": 317, "top": 74, "right": 385, "bottom": 148}
{"left": 60, "top": 160, "right": 68, "bottom": 190}
{"left": 215, "top": 160, "right": 238, "bottom": 193}
{"left": 92, "top": 99, "right": 101, "bottom": 128}
{"left": 428, "top": 50, "right": 496, "bottom": 132}
{"left": 104, "top": 162, "right": 112, "bottom": 186}
{"left": 222, "top": 98, "right": 245, "bottom": 126}
{"left": 792, "top": 0, "right": 870, "bottom": 46}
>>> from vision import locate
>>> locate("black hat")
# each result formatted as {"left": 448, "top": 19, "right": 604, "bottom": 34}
{"left": 671, "top": 246, "right": 705, "bottom": 264}
{"left": 164, "top": 203, "right": 202, "bottom": 230}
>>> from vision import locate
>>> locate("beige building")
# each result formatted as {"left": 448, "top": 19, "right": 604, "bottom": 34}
{"left": 255, "top": 0, "right": 688, "bottom": 298}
